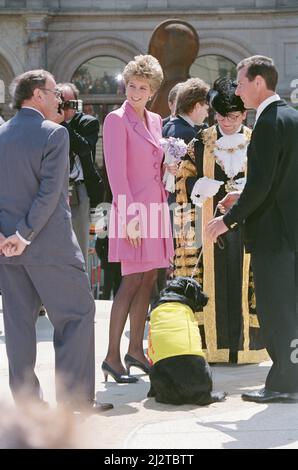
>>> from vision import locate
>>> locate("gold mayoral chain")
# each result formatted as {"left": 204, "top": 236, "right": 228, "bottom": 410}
{"left": 225, "top": 178, "right": 239, "bottom": 193}
{"left": 214, "top": 135, "right": 249, "bottom": 193}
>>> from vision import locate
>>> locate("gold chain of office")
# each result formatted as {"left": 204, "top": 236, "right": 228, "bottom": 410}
{"left": 214, "top": 140, "right": 249, "bottom": 154}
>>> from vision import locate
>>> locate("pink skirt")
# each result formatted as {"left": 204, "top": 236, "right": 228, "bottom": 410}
{"left": 121, "top": 259, "right": 170, "bottom": 276}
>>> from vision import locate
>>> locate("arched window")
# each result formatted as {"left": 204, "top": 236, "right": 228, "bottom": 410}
{"left": 190, "top": 54, "right": 236, "bottom": 85}
{"left": 71, "top": 56, "right": 127, "bottom": 168}
{"left": 72, "top": 56, "right": 126, "bottom": 96}
{"left": 189, "top": 54, "right": 254, "bottom": 126}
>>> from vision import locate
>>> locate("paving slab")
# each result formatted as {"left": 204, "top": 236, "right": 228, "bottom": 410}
{"left": 1, "top": 298, "right": 298, "bottom": 449}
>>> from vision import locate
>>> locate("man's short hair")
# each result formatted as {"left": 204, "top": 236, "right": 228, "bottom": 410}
{"left": 10, "top": 70, "right": 54, "bottom": 110}
{"left": 168, "top": 82, "right": 183, "bottom": 105}
{"left": 57, "top": 82, "right": 79, "bottom": 100}
{"left": 175, "top": 78, "right": 209, "bottom": 115}
{"left": 237, "top": 55, "right": 278, "bottom": 91}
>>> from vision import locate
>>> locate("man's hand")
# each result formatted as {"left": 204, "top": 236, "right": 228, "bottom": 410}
{"left": 0, "top": 233, "right": 6, "bottom": 255}
{"left": 218, "top": 191, "right": 241, "bottom": 214}
{"left": 205, "top": 216, "right": 229, "bottom": 243}
{"left": 1, "top": 235, "right": 27, "bottom": 257}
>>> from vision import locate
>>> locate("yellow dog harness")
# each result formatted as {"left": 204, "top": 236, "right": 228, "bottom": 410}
{"left": 148, "top": 302, "right": 205, "bottom": 364}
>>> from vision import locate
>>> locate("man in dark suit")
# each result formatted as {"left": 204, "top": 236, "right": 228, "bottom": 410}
{"left": 206, "top": 55, "right": 298, "bottom": 403}
{"left": 57, "top": 83, "right": 103, "bottom": 265}
{"left": 0, "top": 70, "right": 112, "bottom": 412}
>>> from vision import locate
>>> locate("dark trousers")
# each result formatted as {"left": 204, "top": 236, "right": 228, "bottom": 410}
{"left": 251, "top": 246, "right": 298, "bottom": 392}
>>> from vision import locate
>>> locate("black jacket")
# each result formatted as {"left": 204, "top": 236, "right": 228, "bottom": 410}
{"left": 63, "top": 112, "right": 104, "bottom": 207}
{"left": 223, "top": 100, "right": 298, "bottom": 252}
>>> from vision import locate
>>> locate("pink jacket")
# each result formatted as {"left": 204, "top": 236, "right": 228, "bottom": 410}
{"left": 103, "top": 100, "right": 174, "bottom": 262}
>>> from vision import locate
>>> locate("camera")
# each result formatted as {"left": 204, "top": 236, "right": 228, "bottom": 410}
{"left": 58, "top": 99, "right": 83, "bottom": 114}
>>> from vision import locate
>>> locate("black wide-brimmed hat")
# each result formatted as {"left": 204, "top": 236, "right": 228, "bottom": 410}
{"left": 206, "top": 77, "right": 245, "bottom": 116}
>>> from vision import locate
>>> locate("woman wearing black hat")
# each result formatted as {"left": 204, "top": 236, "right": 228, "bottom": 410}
{"left": 174, "top": 78, "right": 267, "bottom": 364}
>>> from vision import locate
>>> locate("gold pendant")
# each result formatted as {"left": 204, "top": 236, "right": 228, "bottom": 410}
{"left": 225, "top": 178, "right": 237, "bottom": 193}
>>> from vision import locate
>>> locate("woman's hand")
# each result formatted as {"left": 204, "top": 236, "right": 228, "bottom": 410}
{"left": 163, "top": 162, "right": 179, "bottom": 176}
{"left": 125, "top": 218, "right": 141, "bottom": 248}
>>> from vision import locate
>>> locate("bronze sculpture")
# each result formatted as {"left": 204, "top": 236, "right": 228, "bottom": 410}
{"left": 148, "top": 19, "right": 199, "bottom": 117}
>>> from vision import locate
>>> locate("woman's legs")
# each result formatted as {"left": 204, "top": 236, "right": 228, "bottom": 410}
{"left": 104, "top": 273, "right": 143, "bottom": 374}
{"left": 127, "top": 269, "right": 158, "bottom": 364}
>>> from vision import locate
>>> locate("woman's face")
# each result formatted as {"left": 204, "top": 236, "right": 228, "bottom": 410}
{"left": 126, "top": 77, "right": 153, "bottom": 112}
{"left": 215, "top": 111, "right": 246, "bottom": 135}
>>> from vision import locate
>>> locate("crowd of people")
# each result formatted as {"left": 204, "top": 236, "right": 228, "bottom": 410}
{"left": 0, "top": 51, "right": 298, "bottom": 431}
{"left": 72, "top": 68, "right": 125, "bottom": 96}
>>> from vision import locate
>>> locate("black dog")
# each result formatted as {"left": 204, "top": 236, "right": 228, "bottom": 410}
{"left": 147, "top": 277, "right": 226, "bottom": 406}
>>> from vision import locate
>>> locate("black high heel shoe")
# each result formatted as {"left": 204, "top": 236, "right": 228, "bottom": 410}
{"left": 124, "top": 354, "right": 152, "bottom": 375}
{"left": 101, "top": 361, "right": 138, "bottom": 384}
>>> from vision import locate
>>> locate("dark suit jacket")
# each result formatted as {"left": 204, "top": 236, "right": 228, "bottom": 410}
{"left": 63, "top": 112, "right": 104, "bottom": 207}
{"left": 162, "top": 115, "right": 197, "bottom": 143}
{"left": 223, "top": 100, "right": 298, "bottom": 252}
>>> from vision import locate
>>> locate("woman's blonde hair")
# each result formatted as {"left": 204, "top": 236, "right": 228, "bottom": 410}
{"left": 123, "top": 54, "right": 163, "bottom": 92}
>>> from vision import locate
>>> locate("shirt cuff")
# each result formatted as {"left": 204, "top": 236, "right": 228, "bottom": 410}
{"left": 16, "top": 231, "right": 31, "bottom": 245}
{"left": 223, "top": 213, "right": 238, "bottom": 229}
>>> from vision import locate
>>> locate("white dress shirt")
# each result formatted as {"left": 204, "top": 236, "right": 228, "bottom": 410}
{"left": 255, "top": 93, "right": 280, "bottom": 124}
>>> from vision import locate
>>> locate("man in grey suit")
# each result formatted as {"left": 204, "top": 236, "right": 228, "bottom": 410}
{"left": 0, "top": 70, "right": 113, "bottom": 412}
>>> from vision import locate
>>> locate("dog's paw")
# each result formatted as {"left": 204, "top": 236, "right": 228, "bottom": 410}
{"left": 210, "top": 391, "right": 227, "bottom": 402}
{"left": 147, "top": 386, "right": 156, "bottom": 398}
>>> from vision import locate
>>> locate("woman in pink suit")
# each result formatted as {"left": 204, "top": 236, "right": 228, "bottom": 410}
{"left": 102, "top": 55, "right": 174, "bottom": 383}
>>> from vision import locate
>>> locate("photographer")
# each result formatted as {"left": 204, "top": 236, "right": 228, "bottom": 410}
{"left": 56, "top": 82, "right": 103, "bottom": 265}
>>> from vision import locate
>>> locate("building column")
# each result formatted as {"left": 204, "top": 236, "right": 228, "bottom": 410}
{"left": 25, "top": 15, "right": 48, "bottom": 70}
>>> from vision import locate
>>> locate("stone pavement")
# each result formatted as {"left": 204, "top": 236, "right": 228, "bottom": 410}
{"left": 1, "top": 298, "right": 298, "bottom": 449}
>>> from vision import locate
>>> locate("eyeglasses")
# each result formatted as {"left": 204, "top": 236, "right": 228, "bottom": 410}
{"left": 216, "top": 112, "right": 242, "bottom": 123}
{"left": 39, "top": 88, "right": 62, "bottom": 99}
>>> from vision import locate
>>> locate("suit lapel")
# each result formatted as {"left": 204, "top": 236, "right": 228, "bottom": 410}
{"left": 124, "top": 100, "right": 160, "bottom": 148}
{"left": 256, "top": 99, "right": 286, "bottom": 123}
{"left": 251, "top": 100, "right": 285, "bottom": 140}
{"left": 145, "top": 109, "right": 161, "bottom": 146}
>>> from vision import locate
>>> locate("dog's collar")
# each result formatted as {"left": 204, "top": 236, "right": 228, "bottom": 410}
{"left": 150, "top": 293, "right": 197, "bottom": 314}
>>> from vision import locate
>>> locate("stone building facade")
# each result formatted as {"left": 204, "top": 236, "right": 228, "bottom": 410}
{"left": 0, "top": 0, "right": 298, "bottom": 123}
